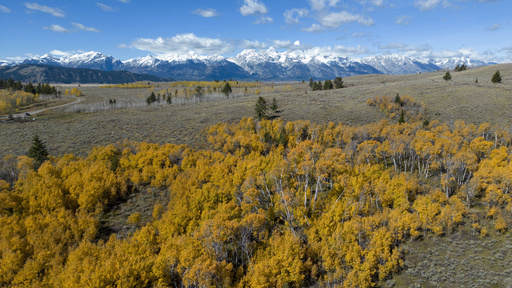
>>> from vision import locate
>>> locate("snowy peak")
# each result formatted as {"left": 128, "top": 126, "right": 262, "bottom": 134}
{"left": 2, "top": 50, "right": 494, "bottom": 81}
{"left": 22, "top": 51, "right": 123, "bottom": 71}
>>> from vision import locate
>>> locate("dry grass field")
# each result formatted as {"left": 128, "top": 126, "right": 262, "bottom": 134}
{"left": 1, "top": 63, "right": 511, "bottom": 159}
{"left": 2, "top": 63, "right": 512, "bottom": 286}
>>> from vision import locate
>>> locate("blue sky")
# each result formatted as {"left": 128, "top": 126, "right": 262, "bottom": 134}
{"left": 0, "top": 0, "right": 510, "bottom": 62}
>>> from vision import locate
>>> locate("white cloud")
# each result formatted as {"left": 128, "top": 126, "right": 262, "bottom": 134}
{"left": 379, "top": 43, "right": 432, "bottom": 52}
{"left": 255, "top": 16, "right": 274, "bottom": 24}
{"left": 240, "top": 40, "right": 267, "bottom": 50}
{"left": 414, "top": 0, "right": 446, "bottom": 10}
{"left": 97, "top": 3, "right": 117, "bottom": 12}
{"left": 49, "top": 50, "right": 74, "bottom": 57}
{"left": 24, "top": 2, "right": 65, "bottom": 17}
{"left": 72, "top": 23, "right": 100, "bottom": 32}
{"left": 131, "top": 33, "right": 233, "bottom": 55}
{"left": 0, "top": 4, "right": 10, "bottom": 13}
{"left": 284, "top": 8, "right": 308, "bottom": 24}
{"left": 359, "top": 0, "right": 384, "bottom": 6}
{"left": 118, "top": 0, "right": 129, "bottom": 3}
{"left": 240, "top": 0, "right": 268, "bottom": 16}
{"left": 302, "top": 45, "right": 368, "bottom": 57}
{"left": 272, "top": 40, "right": 293, "bottom": 49}
{"left": 193, "top": 8, "right": 219, "bottom": 18}
{"left": 303, "top": 23, "right": 324, "bottom": 32}
{"left": 43, "top": 24, "right": 70, "bottom": 33}
{"left": 318, "top": 11, "right": 374, "bottom": 28}
{"left": 395, "top": 15, "right": 412, "bottom": 25}
{"left": 308, "top": 0, "right": 340, "bottom": 11}
{"left": 485, "top": 23, "right": 500, "bottom": 31}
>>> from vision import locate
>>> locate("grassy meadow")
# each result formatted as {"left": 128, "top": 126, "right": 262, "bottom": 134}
{"left": 1, "top": 64, "right": 511, "bottom": 158}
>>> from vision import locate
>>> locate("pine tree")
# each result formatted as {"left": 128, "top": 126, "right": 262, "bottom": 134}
{"left": 443, "top": 71, "right": 452, "bottom": 81}
{"left": 255, "top": 96, "right": 267, "bottom": 120}
{"left": 394, "top": 93, "right": 403, "bottom": 106}
{"left": 398, "top": 109, "right": 405, "bottom": 124}
{"left": 221, "top": 82, "right": 232, "bottom": 96}
{"left": 323, "top": 80, "right": 333, "bottom": 90}
{"left": 492, "top": 70, "right": 502, "bottom": 83}
{"left": 146, "top": 92, "right": 157, "bottom": 105}
{"left": 270, "top": 98, "right": 278, "bottom": 113}
{"left": 309, "top": 78, "right": 314, "bottom": 88}
{"left": 27, "top": 135, "right": 49, "bottom": 169}
{"left": 333, "top": 77, "right": 344, "bottom": 89}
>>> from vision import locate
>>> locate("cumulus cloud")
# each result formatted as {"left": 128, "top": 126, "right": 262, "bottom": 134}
{"left": 359, "top": 0, "right": 384, "bottom": 6}
{"left": 240, "top": 0, "right": 268, "bottom": 16}
{"left": 24, "top": 2, "right": 65, "bottom": 17}
{"left": 284, "top": 8, "right": 308, "bottom": 24}
{"left": 318, "top": 11, "right": 374, "bottom": 28}
{"left": 395, "top": 15, "right": 412, "bottom": 25}
{"left": 97, "top": 3, "right": 117, "bottom": 12}
{"left": 379, "top": 43, "right": 432, "bottom": 52}
{"left": 485, "top": 23, "right": 500, "bottom": 31}
{"left": 303, "top": 23, "right": 324, "bottom": 32}
{"left": 0, "top": 4, "right": 10, "bottom": 13}
{"left": 72, "top": 23, "right": 100, "bottom": 32}
{"left": 240, "top": 39, "right": 267, "bottom": 50}
{"left": 131, "top": 33, "right": 233, "bottom": 55}
{"left": 414, "top": 0, "right": 451, "bottom": 10}
{"left": 254, "top": 16, "right": 274, "bottom": 24}
{"left": 43, "top": 24, "right": 70, "bottom": 33}
{"left": 193, "top": 8, "right": 219, "bottom": 18}
{"left": 308, "top": 0, "right": 340, "bottom": 11}
{"left": 302, "top": 45, "right": 368, "bottom": 57}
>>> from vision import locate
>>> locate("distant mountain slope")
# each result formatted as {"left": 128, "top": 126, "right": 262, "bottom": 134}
{"left": 0, "top": 64, "right": 169, "bottom": 84}
{"left": 1, "top": 50, "right": 496, "bottom": 81}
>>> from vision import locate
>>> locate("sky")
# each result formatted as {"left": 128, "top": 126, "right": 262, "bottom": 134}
{"left": 0, "top": 0, "right": 511, "bottom": 62}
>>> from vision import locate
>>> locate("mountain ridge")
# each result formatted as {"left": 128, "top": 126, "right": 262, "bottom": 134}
{"left": 1, "top": 49, "right": 495, "bottom": 81}
{"left": 0, "top": 64, "right": 169, "bottom": 84}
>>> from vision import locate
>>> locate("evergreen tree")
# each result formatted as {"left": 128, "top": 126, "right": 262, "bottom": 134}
{"left": 394, "top": 93, "right": 403, "bottom": 106}
{"left": 27, "top": 135, "right": 49, "bottom": 169}
{"left": 146, "top": 92, "right": 157, "bottom": 105}
{"left": 398, "top": 109, "right": 405, "bottom": 124}
{"left": 454, "top": 64, "right": 460, "bottom": 72}
{"left": 333, "top": 77, "right": 344, "bottom": 89}
{"left": 323, "top": 80, "right": 333, "bottom": 90}
{"left": 443, "top": 71, "right": 452, "bottom": 81}
{"left": 309, "top": 78, "right": 314, "bottom": 88}
{"left": 270, "top": 97, "right": 278, "bottom": 113}
{"left": 221, "top": 82, "right": 232, "bottom": 96}
{"left": 317, "top": 81, "right": 322, "bottom": 90}
{"left": 278, "top": 127, "right": 287, "bottom": 148}
{"left": 255, "top": 96, "right": 268, "bottom": 120}
{"left": 492, "top": 70, "right": 502, "bottom": 83}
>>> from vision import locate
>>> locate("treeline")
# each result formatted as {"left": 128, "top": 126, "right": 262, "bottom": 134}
{"left": 1, "top": 117, "right": 512, "bottom": 287}
{"left": 0, "top": 78, "right": 58, "bottom": 95}
{"left": 309, "top": 77, "right": 344, "bottom": 91}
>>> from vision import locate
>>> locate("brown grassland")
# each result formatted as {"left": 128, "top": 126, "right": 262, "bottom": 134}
{"left": 2, "top": 63, "right": 511, "bottom": 159}
{"left": 1, "top": 63, "right": 512, "bottom": 287}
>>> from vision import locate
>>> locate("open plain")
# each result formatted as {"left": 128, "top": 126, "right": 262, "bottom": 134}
{"left": 1, "top": 63, "right": 511, "bottom": 159}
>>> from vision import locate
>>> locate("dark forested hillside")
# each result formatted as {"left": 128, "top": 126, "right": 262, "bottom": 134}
{"left": 0, "top": 64, "right": 170, "bottom": 84}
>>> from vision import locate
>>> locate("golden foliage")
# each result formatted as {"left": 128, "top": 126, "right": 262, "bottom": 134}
{"left": 0, "top": 90, "right": 39, "bottom": 114}
{"left": 2, "top": 118, "right": 512, "bottom": 287}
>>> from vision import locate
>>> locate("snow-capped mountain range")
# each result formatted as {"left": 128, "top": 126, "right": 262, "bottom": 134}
{"left": 0, "top": 49, "right": 493, "bottom": 81}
